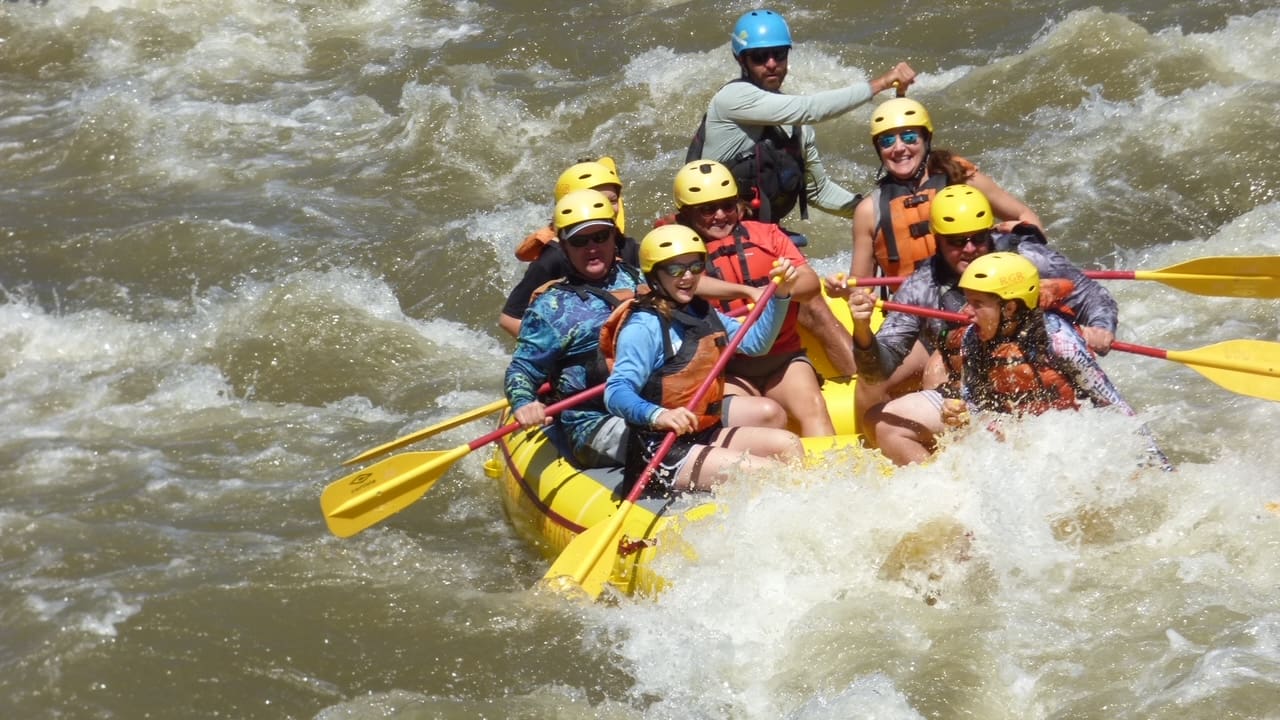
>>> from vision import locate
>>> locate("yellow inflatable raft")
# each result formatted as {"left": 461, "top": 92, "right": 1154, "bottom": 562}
{"left": 485, "top": 289, "right": 871, "bottom": 595}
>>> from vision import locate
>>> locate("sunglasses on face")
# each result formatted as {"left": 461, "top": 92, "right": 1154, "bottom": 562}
{"left": 744, "top": 47, "right": 789, "bottom": 65}
{"left": 938, "top": 229, "right": 993, "bottom": 248}
{"left": 694, "top": 199, "right": 740, "bottom": 217}
{"left": 565, "top": 230, "right": 613, "bottom": 248}
{"left": 660, "top": 260, "right": 707, "bottom": 278}
{"left": 875, "top": 129, "right": 922, "bottom": 150}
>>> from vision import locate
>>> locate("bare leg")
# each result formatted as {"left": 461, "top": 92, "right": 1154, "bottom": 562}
{"left": 764, "top": 361, "right": 835, "bottom": 437}
{"left": 676, "top": 426, "right": 804, "bottom": 491}
{"left": 798, "top": 298, "right": 856, "bottom": 377}
{"left": 721, "top": 391, "right": 788, "bottom": 429}
{"left": 855, "top": 342, "right": 930, "bottom": 446}
{"left": 868, "top": 391, "right": 947, "bottom": 466}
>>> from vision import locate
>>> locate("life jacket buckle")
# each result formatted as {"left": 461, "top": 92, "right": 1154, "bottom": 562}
{"left": 903, "top": 193, "right": 929, "bottom": 209}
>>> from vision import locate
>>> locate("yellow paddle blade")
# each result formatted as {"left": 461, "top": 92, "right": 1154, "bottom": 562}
{"left": 321, "top": 447, "right": 467, "bottom": 538}
{"left": 1139, "top": 255, "right": 1280, "bottom": 299}
{"left": 1168, "top": 339, "right": 1280, "bottom": 402}
{"left": 542, "top": 500, "right": 636, "bottom": 600}
{"left": 343, "top": 398, "right": 508, "bottom": 465}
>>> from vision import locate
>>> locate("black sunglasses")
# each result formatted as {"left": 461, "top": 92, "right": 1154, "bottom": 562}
{"left": 938, "top": 229, "right": 993, "bottom": 249}
{"left": 744, "top": 47, "right": 789, "bottom": 65}
{"left": 565, "top": 230, "right": 613, "bottom": 248}
{"left": 694, "top": 198, "right": 740, "bottom": 217}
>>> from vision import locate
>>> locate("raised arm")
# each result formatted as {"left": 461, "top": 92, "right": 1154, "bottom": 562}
{"left": 967, "top": 170, "right": 1042, "bottom": 231}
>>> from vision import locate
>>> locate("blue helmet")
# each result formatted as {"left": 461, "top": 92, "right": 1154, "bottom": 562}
{"left": 731, "top": 9, "right": 792, "bottom": 57}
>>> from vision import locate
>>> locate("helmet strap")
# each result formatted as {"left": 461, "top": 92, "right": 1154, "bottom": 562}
{"left": 912, "top": 140, "right": 932, "bottom": 186}
{"left": 997, "top": 304, "right": 1020, "bottom": 338}
{"left": 644, "top": 271, "right": 675, "bottom": 301}
{"left": 998, "top": 301, "right": 1035, "bottom": 338}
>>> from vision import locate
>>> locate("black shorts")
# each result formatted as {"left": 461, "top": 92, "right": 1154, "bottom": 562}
{"left": 625, "top": 424, "right": 723, "bottom": 495}
{"left": 725, "top": 349, "right": 820, "bottom": 393}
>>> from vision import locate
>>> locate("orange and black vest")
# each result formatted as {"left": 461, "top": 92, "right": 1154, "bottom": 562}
{"left": 938, "top": 277, "right": 1078, "bottom": 396}
{"left": 514, "top": 225, "right": 557, "bottom": 262}
{"left": 960, "top": 280, "right": 1086, "bottom": 415}
{"left": 871, "top": 157, "right": 978, "bottom": 277}
{"left": 600, "top": 297, "right": 727, "bottom": 433}
{"left": 980, "top": 334, "right": 1080, "bottom": 415}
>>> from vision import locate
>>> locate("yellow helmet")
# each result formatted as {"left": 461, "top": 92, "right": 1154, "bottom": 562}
{"left": 959, "top": 252, "right": 1040, "bottom": 309}
{"left": 869, "top": 97, "right": 933, "bottom": 138}
{"left": 554, "top": 161, "right": 621, "bottom": 200}
{"left": 553, "top": 189, "right": 615, "bottom": 237}
{"left": 554, "top": 159, "right": 625, "bottom": 234}
{"left": 639, "top": 225, "right": 706, "bottom": 272}
{"left": 673, "top": 160, "right": 738, "bottom": 208}
{"left": 930, "top": 184, "right": 995, "bottom": 236}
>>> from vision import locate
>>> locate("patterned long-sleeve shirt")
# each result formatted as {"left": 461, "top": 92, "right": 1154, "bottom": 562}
{"left": 854, "top": 228, "right": 1119, "bottom": 383}
{"left": 504, "top": 264, "right": 643, "bottom": 454}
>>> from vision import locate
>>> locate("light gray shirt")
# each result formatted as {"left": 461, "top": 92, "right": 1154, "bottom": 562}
{"left": 699, "top": 79, "right": 876, "bottom": 218}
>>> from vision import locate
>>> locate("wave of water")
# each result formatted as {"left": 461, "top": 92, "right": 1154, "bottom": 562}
{"left": 2, "top": 1, "right": 1279, "bottom": 718}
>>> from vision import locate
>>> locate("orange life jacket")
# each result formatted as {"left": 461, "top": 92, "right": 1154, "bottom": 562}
{"left": 871, "top": 157, "right": 977, "bottom": 277}
{"left": 514, "top": 225, "right": 557, "bottom": 262}
{"left": 599, "top": 297, "right": 727, "bottom": 433}
{"left": 939, "top": 277, "right": 1078, "bottom": 399}
{"left": 983, "top": 337, "right": 1079, "bottom": 415}
{"left": 962, "top": 278, "right": 1086, "bottom": 415}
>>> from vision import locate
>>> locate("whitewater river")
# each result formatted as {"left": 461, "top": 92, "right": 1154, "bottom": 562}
{"left": 2, "top": 1, "right": 1278, "bottom": 718}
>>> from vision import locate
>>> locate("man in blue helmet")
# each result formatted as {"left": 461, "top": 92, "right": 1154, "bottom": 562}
{"left": 689, "top": 9, "right": 916, "bottom": 232}
{"left": 685, "top": 9, "right": 916, "bottom": 377}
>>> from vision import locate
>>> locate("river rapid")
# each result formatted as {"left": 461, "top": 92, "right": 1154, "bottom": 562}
{"left": 2, "top": 1, "right": 1279, "bottom": 718}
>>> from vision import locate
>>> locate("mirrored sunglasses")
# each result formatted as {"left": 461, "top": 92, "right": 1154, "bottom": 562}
{"left": 876, "top": 129, "right": 922, "bottom": 150}
{"left": 660, "top": 260, "right": 707, "bottom": 278}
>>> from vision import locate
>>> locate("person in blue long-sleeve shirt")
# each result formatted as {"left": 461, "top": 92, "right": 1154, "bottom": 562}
{"left": 603, "top": 225, "right": 804, "bottom": 494}
{"left": 504, "top": 189, "right": 642, "bottom": 467}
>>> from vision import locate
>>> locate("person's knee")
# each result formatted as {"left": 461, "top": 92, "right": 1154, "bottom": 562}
{"left": 776, "top": 430, "right": 804, "bottom": 460}
{"left": 756, "top": 398, "right": 788, "bottom": 428}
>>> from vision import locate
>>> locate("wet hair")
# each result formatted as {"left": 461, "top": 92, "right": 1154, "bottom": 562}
{"left": 637, "top": 278, "right": 678, "bottom": 320}
{"left": 928, "top": 148, "right": 976, "bottom": 185}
